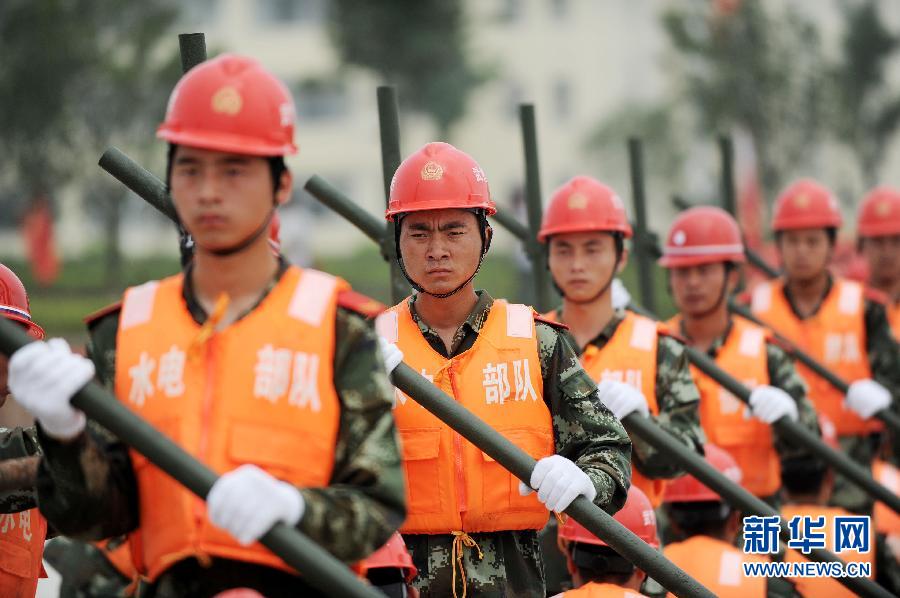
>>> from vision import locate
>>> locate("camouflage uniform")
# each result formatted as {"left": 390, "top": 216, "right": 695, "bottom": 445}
{"left": 402, "top": 291, "right": 632, "bottom": 598}
{"left": 0, "top": 425, "right": 39, "bottom": 513}
{"left": 34, "top": 258, "right": 406, "bottom": 597}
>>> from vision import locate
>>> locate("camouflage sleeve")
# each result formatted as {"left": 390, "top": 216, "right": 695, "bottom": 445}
{"left": 34, "top": 312, "right": 140, "bottom": 540}
{"left": 0, "top": 425, "right": 40, "bottom": 513}
{"left": 632, "top": 335, "right": 705, "bottom": 479}
{"left": 536, "top": 322, "right": 632, "bottom": 514}
{"left": 766, "top": 341, "right": 820, "bottom": 460}
{"left": 864, "top": 299, "right": 900, "bottom": 398}
{"left": 296, "top": 307, "right": 405, "bottom": 562}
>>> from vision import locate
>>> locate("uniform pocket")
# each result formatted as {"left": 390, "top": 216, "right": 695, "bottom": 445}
{"left": 399, "top": 428, "right": 442, "bottom": 514}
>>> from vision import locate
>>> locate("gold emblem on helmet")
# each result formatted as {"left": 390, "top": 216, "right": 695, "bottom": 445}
{"left": 568, "top": 193, "right": 588, "bottom": 210}
{"left": 211, "top": 86, "right": 243, "bottom": 116}
{"left": 793, "top": 193, "right": 810, "bottom": 208}
{"left": 876, "top": 200, "right": 892, "bottom": 216}
{"left": 421, "top": 161, "right": 444, "bottom": 181}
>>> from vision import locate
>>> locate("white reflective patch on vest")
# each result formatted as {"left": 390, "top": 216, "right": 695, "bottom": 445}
{"left": 738, "top": 327, "right": 765, "bottom": 357}
{"left": 288, "top": 270, "right": 337, "bottom": 326}
{"left": 718, "top": 550, "right": 743, "bottom": 586}
{"left": 121, "top": 281, "right": 159, "bottom": 331}
{"left": 506, "top": 303, "right": 533, "bottom": 339}
{"left": 880, "top": 464, "right": 899, "bottom": 490}
{"left": 751, "top": 283, "right": 772, "bottom": 313}
{"left": 838, "top": 281, "right": 862, "bottom": 315}
{"left": 629, "top": 317, "right": 657, "bottom": 352}
{"left": 376, "top": 311, "right": 399, "bottom": 343}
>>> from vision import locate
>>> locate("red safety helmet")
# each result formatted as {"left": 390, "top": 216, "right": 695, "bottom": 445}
{"left": 361, "top": 533, "right": 417, "bottom": 583}
{"left": 657, "top": 206, "right": 746, "bottom": 268}
{"left": 0, "top": 264, "right": 44, "bottom": 339}
{"left": 559, "top": 486, "right": 658, "bottom": 548}
{"left": 771, "top": 179, "right": 842, "bottom": 231}
{"left": 385, "top": 142, "right": 495, "bottom": 221}
{"left": 664, "top": 444, "right": 742, "bottom": 503}
{"left": 157, "top": 54, "right": 297, "bottom": 156}
{"left": 211, "top": 591, "right": 264, "bottom": 598}
{"left": 538, "top": 176, "right": 632, "bottom": 242}
{"left": 858, "top": 186, "right": 900, "bottom": 238}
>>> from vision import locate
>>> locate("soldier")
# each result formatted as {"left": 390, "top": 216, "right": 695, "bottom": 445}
{"left": 7, "top": 54, "right": 405, "bottom": 597}
{"left": 856, "top": 186, "right": 900, "bottom": 339}
{"left": 540, "top": 176, "right": 704, "bottom": 508}
{"left": 359, "top": 532, "right": 419, "bottom": 598}
{"left": 660, "top": 207, "right": 819, "bottom": 503}
{"left": 376, "top": 142, "right": 632, "bottom": 597}
{"left": 750, "top": 179, "right": 900, "bottom": 513}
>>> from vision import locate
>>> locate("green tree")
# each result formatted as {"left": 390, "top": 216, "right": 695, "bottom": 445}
{"left": 328, "top": 0, "right": 487, "bottom": 136}
{"left": 830, "top": 0, "right": 900, "bottom": 189}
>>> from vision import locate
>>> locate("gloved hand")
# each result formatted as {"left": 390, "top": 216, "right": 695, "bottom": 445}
{"left": 846, "top": 379, "right": 892, "bottom": 419}
{"left": 207, "top": 464, "right": 304, "bottom": 546}
{"left": 748, "top": 385, "right": 798, "bottom": 423}
{"left": 378, "top": 337, "right": 404, "bottom": 375}
{"left": 8, "top": 338, "right": 93, "bottom": 440}
{"left": 518, "top": 454, "right": 596, "bottom": 512}
{"left": 596, "top": 379, "right": 650, "bottom": 420}
{"left": 611, "top": 278, "right": 632, "bottom": 310}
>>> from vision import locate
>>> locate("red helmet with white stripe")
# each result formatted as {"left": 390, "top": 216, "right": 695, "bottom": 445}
{"left": 0, "top": 264, "right": 44, "bottom": 339}
{"left": 658, "top": 206, "right": 746, "bottom": 268}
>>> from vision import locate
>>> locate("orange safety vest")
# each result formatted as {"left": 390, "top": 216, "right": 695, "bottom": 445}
{"left": 873, "top": 460, "right": 900, "bottom": 535}
{"left": 781, "top": 504, "right": 875, "bottom": 598}
{"left": 0, "top": 508, "right": 47, "bottom": 597}
{"left": 751, "top": 278, "right": 878, "bottom": 436}
{"left": 889, "top": 301, "right": 900, "bottom": 341}
{"left": 571, "top": 311, "right": 666, "bottom": 508}
{"left": 670, "top": 315, "right": 781, "bottom": 497}
{"left": 663, "top": 535, "right": 767, "bottom": 598}
{"left": 114, "top": 267, "right": 343, "bottom": 581}
{"left": 563, "top": 582, "right": 647, "bottom": 597}
{"left": 376, "top": 299, "right": 553, "bottom": 534}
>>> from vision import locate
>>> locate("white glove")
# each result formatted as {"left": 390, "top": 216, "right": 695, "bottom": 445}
{"left": 846, "top": 379, "right": 892, "bottom": 419}
{"left": 207, "top": 464, "right": 304, "bottom": 546}
{"left": 611, "top": 278, "right": 632, "bottom": 310}
{"left": 517, "top": 454, "right": 596, "bottom": 513}
{"left": 596, "top": 379, "right": 649, "bottom": 420}
{"left": 748, "top": 385, "right": 798, "bottom": 423}
{"left": 8, "top": 338, "right": 93, "bottom": 439}
{"left": 378, "top": 337, "right": 404, "bottom": 375}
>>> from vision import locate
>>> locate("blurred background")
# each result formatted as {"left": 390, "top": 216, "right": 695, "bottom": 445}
{"left": 3, "top": 0, "right": 900, "bottom": 345}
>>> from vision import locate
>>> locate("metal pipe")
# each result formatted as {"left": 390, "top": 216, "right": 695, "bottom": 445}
{"left": 718, "top": 135, "right": 736, "bottom": 217}
{"left": 0, "top": 319, "right": 383, "bottom": 598}
{"left": 376, "top": 86, "right": 409, "bottom": 304}
{"left": 304, "top": 176, "right": 386, "bottom": 244}
{"left": 98, "top": 148, "right": 178, "bottom": 223}
{"left": 628, "top": 138, "right": 657, "bottom": 314}
{"left": 490, "top": 208, "right": 529, "bottom": 242}
{"left": 178, "top": 33, "right": 207, "bottom": 73}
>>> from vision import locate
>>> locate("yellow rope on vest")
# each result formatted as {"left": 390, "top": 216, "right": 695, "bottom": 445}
{"left": 451, "top": 531, "right": 483, "bottom": 598}
{"left": 189, "top": 292, "right": 230, "bottom": 361}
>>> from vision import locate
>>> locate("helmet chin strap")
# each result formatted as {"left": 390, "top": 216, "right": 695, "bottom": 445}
{"left": 683, "top": 265, "right": 732, "bottom": 320}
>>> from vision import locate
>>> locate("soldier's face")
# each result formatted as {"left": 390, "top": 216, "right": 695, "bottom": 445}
{"left": 670, "top": 262, "right": 731, "bottom": 316}
{"left": 548, "top": 232, "right": 623, "bottom": 302}
{"left": 398, "top": 209, "right": 484, "bottom": 295}
{"left": 861, "top": 234, "right": 900, "bottom": 284}
{"left": 777, "top": 228, "right": 832, "bottom": 282}
{"left": 169, "top": 146, "right": 291, "bottom": 253}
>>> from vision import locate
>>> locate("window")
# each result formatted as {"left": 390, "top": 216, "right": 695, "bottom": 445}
{"left": 257, "top": 0, "right": 328, "bottom": 25}
{"left": 294, "top": 78, "right": 349, "bottom": 121}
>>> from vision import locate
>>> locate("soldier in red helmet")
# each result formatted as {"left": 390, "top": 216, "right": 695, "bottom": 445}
{"left": 7, "top": 55, "right": 404, "bottom": 597}
{"left": 360, "top": 532, "right": 419, "bottom": 598}
{"left": 856, "top": 186, "right": 900, "bottom": 339}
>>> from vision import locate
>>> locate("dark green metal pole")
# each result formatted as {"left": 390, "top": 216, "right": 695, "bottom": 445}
{"left": 376, "top": 86, "right": 410, "bottom": 304}
{"left": 99, "top": 148, "right": 178, "bottom": 223}
{"left": 718, "top": 135, "right": 736, "bottom": 217}
{"left": 390, "top": 363, "right": 715, "bottom": 598}
{"left": 628, "top": 138, "right": 657, "bottom": 314}
{"left": 519, "top": 104, "right": 555, "bottom": 312}
{"left": 0, "top": 320, "right": 382, "bottom": 598}
{"left": 730, "top": 302, "right": 900, "bottom": 436}
{"left": 178, "top": 33, "right": 207, "bottom": 73}
{"left": 304, "top": 176, "right": 386, "bottom": 244}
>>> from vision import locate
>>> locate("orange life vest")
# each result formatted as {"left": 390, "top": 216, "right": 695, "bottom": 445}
{"left": 670, "top": 315, "right": 781, "bottom": 497}
{"left": 751, "top": 278, "right": 878, "bottom": 436}
{"left": 376, "top": 299, "right": 553, "bottom": 534}
{"left": 873, "top": 460, "right": 900, "bottom": 535}
{"left": 114, "top": 267, "right": 343, "bottom": 581}
{"left": 663, "top": 535, "right": 767, "bottom": 598}
{"left": 572, "top": 311, "right": 666, "bottom": 508}
{"left": 563, "top": 582, "right": 647, "bottom": 597}
{"left": 781, "top": 504, "right": 875, "bottom": 598}
{"left": 889, "top": 301, "right": 900, "bottom": 341}
{"left": 0, "top": 508, "right": 47, "bottom": 598}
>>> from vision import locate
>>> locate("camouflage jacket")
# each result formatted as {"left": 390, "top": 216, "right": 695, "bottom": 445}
{"left": 34, "top": 259, "right": 405, "bottom": 594}
{"left": 402, "top": 291, "right": 632, "bottom": 598}
{"left": 559, "top": 309, "right": 705, "bottom": 480}
{"left": 684, "top": 317, "right": 821, "bottom": 460}
{"left": 0, "top": 425, "right": 39, "bottom": 513}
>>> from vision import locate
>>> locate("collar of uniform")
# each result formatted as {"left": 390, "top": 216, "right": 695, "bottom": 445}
{"left": 181, "top": 255, "right": 290, "bottom": 325}
{"left": 679, "top": 316, "right": 735, "bottom": 358}
{"left": 581, "top": 308, "right": 628, "bottom": 354}
{"left": 408, "top": 289, "right": 494, "bottom": 358}
{"left": 781, "top": 274, "right": 834, "bottom": 320}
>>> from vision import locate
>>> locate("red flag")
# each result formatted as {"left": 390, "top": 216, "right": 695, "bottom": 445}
{"left": 21, "top": 197, "right": 59, "bottom": 286}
